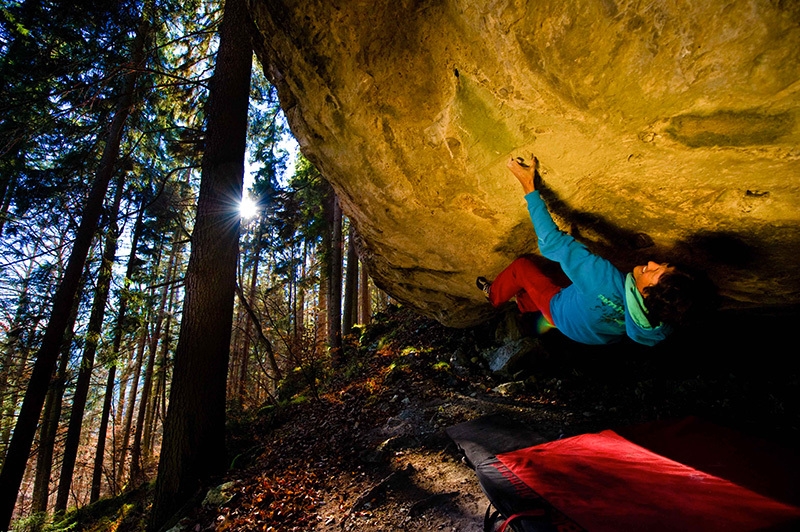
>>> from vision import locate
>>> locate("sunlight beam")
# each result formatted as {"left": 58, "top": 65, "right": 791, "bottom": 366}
{"left": 240, "top": 193, "right": 258, "bottom": 219}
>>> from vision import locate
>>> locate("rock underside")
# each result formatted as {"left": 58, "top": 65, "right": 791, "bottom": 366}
{"left": 249, "top": 0, "right": 800, "bottom": 327}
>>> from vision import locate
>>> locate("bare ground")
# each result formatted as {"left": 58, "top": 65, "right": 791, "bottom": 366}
{"left": 70, "top": 303, "right": 800, "bottom": 531}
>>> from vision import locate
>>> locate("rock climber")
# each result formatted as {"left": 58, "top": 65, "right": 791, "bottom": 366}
{"left": 477, "top": 155, "right": 716, "bottom": 346}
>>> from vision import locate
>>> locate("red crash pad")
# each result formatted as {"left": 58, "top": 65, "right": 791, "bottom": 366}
{"left": 495, "top": 429, "right": 800, "bottom": 532}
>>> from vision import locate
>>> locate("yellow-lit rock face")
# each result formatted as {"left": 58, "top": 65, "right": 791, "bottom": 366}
{"left": 250, "top": 0, "right": 800, "bottom": 327}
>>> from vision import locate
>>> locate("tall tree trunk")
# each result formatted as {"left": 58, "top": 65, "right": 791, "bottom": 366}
{"left": 55, "top": 176, "right": 125, "bottom": 513}
{"left": 228, "top": 308, "right": 243, "bottom": 403}
{"left": 31, "top": 339, "right": 70, "bottom": 517}
{"left": 149, "top": 0, "right": 252, "bottom": 526}
{"left": 327, "top": 194, "right": 343, "bottom": 362}
{"left": 294, "top": 240, "right": 308, "bottom": 345}
{"left": 359, "top": 259, "right": 371, "bottom": 326}
{"left": 116, "top": 321, "right": 148, "bottom": 489}
{"left": 238, "top": 227, "right": 263, "bottom": 402}
{"left": 316, "top": 268, "right": 328, "bottom": 357}
{"left": 291, "top": 250, "right": 298, "bottom": 339}
{"left": 343, "top": 223, "right": 359, "bottom": 334}
{"left": 91, "top": 366, "right": 116, "bottom": 501}
{"left": 30, "top": 277, "right": 84, "bottom": 516}
{"left": 144, "top": 280, "right": 178, "bottom": 458}
{"left": 0, "top": 6, "right": 149, "bottom": 524}
{"left": 129, "top": 240, "right": 176, "bottom": 485}
{"left": 91, "top": 194, "right": 147, "bottom": 502}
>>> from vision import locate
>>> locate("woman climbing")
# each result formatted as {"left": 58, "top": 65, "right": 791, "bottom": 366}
{"left": 477, "top": 155, "right": 715, "bottom": 346}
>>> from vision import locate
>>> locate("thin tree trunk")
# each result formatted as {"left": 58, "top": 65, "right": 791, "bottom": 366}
{"left": 115, "top": 361, "right": 131, "bottom": 457}
{"left": 0, "top": 4, "right": 149, "bottom": 525}
{"left": 238, "top": 227, "right": 263, "bottom": 401}
{"left": 30, "top": 278, "right": 83, "bottom": 516}
{"left": 116, "top": 321, "right": 148, "bottom": 488}
{"left": 343, "top": 223, "right": 359, "bottom": 334}
{"left": 327, "top": 194, "right": 343, "bottom": 362}
{"left": 128, "top": 318, "right": 158, "bottom": 485}
{"left": 359, "top": 259, "right": 371, "bottom": 326}
{"left": 91, "top": 192, "right": 147, "bottom": 502}
{"left": 31, "top": 349, "right": 69, "bottom": 517}
{"left": 129, "top": 239, "right": 176, "bottom": 485}
{"left": 291, "top": 245, "right": 299, "bottom": 343}
{"left": 316, "top": 268, "right": 328, "bottom": 357}
{"left": 144, "top": 278, "right": 178, "bottom": 458}
{"left": 234, "top": 284, "right": 281, "bottom": 381}
{"left": 113, "top": 369, "right": 129, "bottom": 486}
{"left": 228, "top": 309, "right": 243, "bottom": 403}
{"left": 55, "top": 175, "right": 125, "bottom": 513}
{"left": 149, "top": 0, "right": 252, "bottom": 526}
{"left": 90, "top": 367, "right": 116, "bottom": 501}
{"left": 296, "top": 241, "right": 307, "bottom": 342}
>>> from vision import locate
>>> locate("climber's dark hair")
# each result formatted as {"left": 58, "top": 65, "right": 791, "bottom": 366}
{"left": 643, "top": 264, "right": 718, "bottom": 328}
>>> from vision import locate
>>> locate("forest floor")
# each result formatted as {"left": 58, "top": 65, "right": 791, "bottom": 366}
{"left": 64, "top": 303, "right": 799, "bottom": 532}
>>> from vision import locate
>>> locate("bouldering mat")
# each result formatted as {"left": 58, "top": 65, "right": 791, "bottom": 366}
{"left": 447, "top": 415, "right": 800, "bottom": 532}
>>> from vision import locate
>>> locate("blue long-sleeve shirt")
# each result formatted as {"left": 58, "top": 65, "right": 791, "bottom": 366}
{"left": 526, "top": 191, "right": 670, "bottom": 346}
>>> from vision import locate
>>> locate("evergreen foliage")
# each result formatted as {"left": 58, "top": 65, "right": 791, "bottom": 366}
{"left": 0, "top": 0, "right": 381, "bottom": 527}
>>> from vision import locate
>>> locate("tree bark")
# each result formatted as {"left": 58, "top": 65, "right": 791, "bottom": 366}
{"left": 343, "top": 223, "right": 359, "bottom": 334}
{"left": 316, "top": 266, "right": 328, "bottom": 357}
{"left": 359, "top": 259, "right": 371, "bottom": 326}
{"left": 0, "top": 4, "right": 149, "bottom": 525}
{"left": 30, "top": 280, "right": 83, "bottom": 515}
{"left": 116, "top": 322, "right": 148, "bottom": 488}
{"left": 91, "top": 192, "right": 147, "bottom": 501}
{"left": 327, "top": 194, "right": 343, "bottom": 362}
{"left": 238, "top": 230, "right": 263, "bottom": 402}
{"left": 129, "top": 238, "right": 176, "bottom": 485}
{"left": 55, "top": 175, "right": 125, "bottom": 513}
{"left": 144, "top": 280, "right": 178, "bottom": 458}
{"left": 149, "top": 0, "right": 252, "bottom": 527}
{"left": 31, "top": 346, "right": 69, "bottom": 516}
{"left": 295, "top": 242, "right": 307, "bottom": 345}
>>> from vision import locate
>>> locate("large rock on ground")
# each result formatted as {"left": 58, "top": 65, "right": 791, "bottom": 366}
{"left": 249, "top": 0, "right": 800, "bottom": 327}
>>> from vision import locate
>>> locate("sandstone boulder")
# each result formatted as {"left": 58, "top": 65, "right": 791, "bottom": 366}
{"left": 249, "top": 0, "right": 800, "bottom": 327}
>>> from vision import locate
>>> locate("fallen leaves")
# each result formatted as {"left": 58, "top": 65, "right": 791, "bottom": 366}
{"left": 213, "top": 470, "right": 323, "bottom": 531}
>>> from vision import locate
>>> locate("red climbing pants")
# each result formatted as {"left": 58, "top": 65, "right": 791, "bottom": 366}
{"left": 489, "top": 257, "right": 566, "bottom": 325}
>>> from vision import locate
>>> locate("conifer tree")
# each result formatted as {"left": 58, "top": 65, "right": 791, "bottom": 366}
{"left": 343, "top": 223, "right": 359, "bottom": 334}
{"left": 328, "top": 194, "right": 344, "bottom": 361}
{"left": 149, "top": 0, "right": 253, "bottom": 526}
{"left": 90, "top": 191, "right": 148, "bottom": 501}
{"left": 0, "top": 2, "right": 152, "bottom": 525}
{"left": 54, "top": 176, "right": 126, "bottom": 512}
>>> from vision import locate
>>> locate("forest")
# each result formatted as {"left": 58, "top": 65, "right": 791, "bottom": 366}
{"left": 5, "top": 0, "right": 800, "bottom": 531}
{"left": 0, "top": 0, "right": 387, "bottom": 529}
